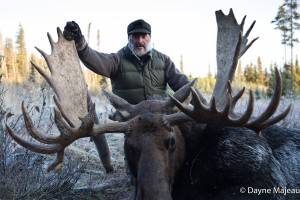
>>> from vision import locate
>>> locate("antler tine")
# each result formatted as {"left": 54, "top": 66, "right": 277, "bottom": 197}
{"left": 244, "top": 20, "right": 255, "bottom": 38}
{"left": 220, "top": 93, "right": 232, "bottom": 117}
{"left": 21, "top": 101, "right": 62, "bottom": 144}
{"left": 228, "top": 8, "right": 238, "bottom": 24}
{"left": 53, "top": 107, "right": 88, "bottom": 137}
{"left": 102, "top": 89, "right": 133, "bottom": 111}
{"left": 172, "top": 78, "right": 198, "bottom": 102}
{"left": 210, "top": 96, "right": 218, "bottom": 113}
{"left": 240, "top": 15, "right": 246, "bottom": 29}
{"left": 192, "top": 87, "right": 210, "bottom": 112}
{"left": 254, "top": 105, "right": 292, "bottom": 132}
{"left": 30, "top": 61, "right": 52, "bottom": 86}
{"left": 169, "top": 95, "right": 194, "bottom": 117}
{"left": 47, "top": 151, "right": 64, "bottom": 172}
{"left": 229, "top": 90, "right": 254, "bottom": 125}
{"left": 56, "top": 27, "right": 64, "bottom": 41}
{"left": 47, "top": 31, "right": 56, "bottom": 54}
{"left": 231, "top": 86, "right": 246, "bottom": 108}
{"left": 194, "top": 87, "right": 208, "bottom": 105}
{"left": 247, "top": 68, "right": 282, "bottom": 126}
{"left": 240, "top": 36, "right": 259, "bottom": 58}
{"left": 245, "top": 68, "right": 292, "bottom": 132}
{"left": 91, "top": 121, "right": 129, "bottom": 136}
{"left": 240, "top": 20, "right": 258, "bottom": 58}
{"left": 34, "top": 46, "right": 54, "bottom": 74}
{"left": 5, "top": 124, "right": 63, "bottom": 154}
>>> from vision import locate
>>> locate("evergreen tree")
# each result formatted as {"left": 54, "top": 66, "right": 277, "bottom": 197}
{"left": 97, "top": 29, "right": 100, "bottom": 51}
{"left": 15, "top": 24, "right": 28, "bottom": 83}
{"left": 272, "top": 0, "right": 300, "bottom": 95}
{"left": 257, "top": 56, "right": 264, "bottom": 85}
{"left": 267, "top": 64, "right": 276, "bottom": 97}
{"left": 244, "top": 63, "right": 255, "bottom": 83}
{"left": 264, "top": 68, "right": 270, "bottom": 87}
{"left": 29, "top": 53, "right": 41, "bottom": 83}
{"left": 180, "top": 55, "right": 184, "bottom": 74}
{"left": 294, "top": 55, "right": 300, "bottom": 94}
{"left": 4, "top": 38, "right": 16, "bottom": 82}
{"left": 272, "top": 3, "right": 289, "bottom": 64}
{"left": 282, "top": 63, "right": 293, "bottom": 95}
{"left": 236, "top": 61, "right": 243, "bottom": 82}
{"left": 87, "top": 23, "right": 91, "bottom": 44}
{"left": 207, "top": 64, "right": 212, "bottom": 78}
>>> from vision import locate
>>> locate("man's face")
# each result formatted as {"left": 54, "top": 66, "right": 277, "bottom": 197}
{"left": 128, "top": 33, "right": 152, "bottom": 57}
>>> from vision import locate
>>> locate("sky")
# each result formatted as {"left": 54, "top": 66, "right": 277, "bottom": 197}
{"left": 0, "top": 0, "right": 294, "bottom": 77}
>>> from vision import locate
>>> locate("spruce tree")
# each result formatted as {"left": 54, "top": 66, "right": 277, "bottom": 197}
{"left": 15, "top": 24, "right": 28, "bottom": 83}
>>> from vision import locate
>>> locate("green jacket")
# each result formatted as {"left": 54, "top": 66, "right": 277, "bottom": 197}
{"left": 78, "top": 45, "right": 189, "bottom": 104}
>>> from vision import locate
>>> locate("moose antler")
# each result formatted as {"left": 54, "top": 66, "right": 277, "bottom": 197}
{"left": 170, "top": 68, "right": 291, "bottom": 133}
{"left": 168, "top": 9, "right": 291, "bottom": 133}
{"left": 6, "top": 28, "right": 113, "bottom": 172}
{"left": 31, "top": 28, "right": 88, "bottom": 126}
{"left": 6, "top": 103, "right": 128, "bottom": 172}
{"left": 214, "top": 9, "right": 258, "bottom": 110}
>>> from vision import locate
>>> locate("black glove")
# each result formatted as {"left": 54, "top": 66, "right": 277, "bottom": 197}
{"left": 63, "top": 21, "right": 82, "bottom": 42}
{"left": 63, "top": 21, "right": 87, "bottom": 51}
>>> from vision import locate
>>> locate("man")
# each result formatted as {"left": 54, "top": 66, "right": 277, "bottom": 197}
{"left": 63, "top": 19, "right": 189, "bottom": 104}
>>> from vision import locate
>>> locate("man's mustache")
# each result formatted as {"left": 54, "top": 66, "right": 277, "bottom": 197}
{"left": 135, "top": 43, "right": 145, "bottom": 48}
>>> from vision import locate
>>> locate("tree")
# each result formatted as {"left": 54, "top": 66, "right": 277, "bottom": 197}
{"left": 4, "top": 38, "right": 16, "bottom": 82}
{"left": 257, "top": 56, "right": 264, "bottom": 85}
{"left": 15, "top": 24, "right": 28, "bottom": 83}
{"left": 244, "top": 63, "right": 255, "bottom": 83}
{"left": 179, "top": 55, "right": 184, "bottom": 74}
{"left": 97, "top": 29, "right": 101, "bottom": 51}
{"left": 267, "top": 64, "right": 276, "bottom": 97}
{"left": 272, "top": 4, "right": 289, "bottom": 64}
{"left": 272, "top": 0, "right": 300, "bottom": 95}
{"left": 87, "top": 23, "right": 91, "bottom": 44}
{"left": 294, "top": 55, "right": 300, "bottom": 94}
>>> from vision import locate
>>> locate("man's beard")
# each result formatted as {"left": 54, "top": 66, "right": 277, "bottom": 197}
{"left": 128, "top": 42, "right": 152, "bottom": 57}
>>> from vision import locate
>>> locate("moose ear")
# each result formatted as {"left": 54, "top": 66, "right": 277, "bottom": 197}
{"left": 102, "top": 89, "right": 132, "bottom": 118}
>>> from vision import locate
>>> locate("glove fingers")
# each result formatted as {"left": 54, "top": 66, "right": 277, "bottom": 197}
{"left": 63, "top": 30, "right": 74, "bottom": 41}
{"left": 63, "top": 21, "right": 83, "bottom": 43}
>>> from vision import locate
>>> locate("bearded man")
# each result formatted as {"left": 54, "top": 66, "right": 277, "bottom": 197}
{"left": 63, "top": 19, "right": 189, "bottom": 104}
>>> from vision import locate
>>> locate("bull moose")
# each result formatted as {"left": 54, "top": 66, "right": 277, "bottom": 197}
{"left": 6, "top": 9, "right": 299, "bottom": 200}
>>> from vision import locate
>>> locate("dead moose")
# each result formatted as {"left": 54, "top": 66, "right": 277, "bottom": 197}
{"left": 6, "top": 9, "right": 299, "bottom": 200}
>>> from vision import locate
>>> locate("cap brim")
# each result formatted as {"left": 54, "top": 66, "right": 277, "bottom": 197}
{"left": 128, "top": 29, "right": 150, "bottom": 34}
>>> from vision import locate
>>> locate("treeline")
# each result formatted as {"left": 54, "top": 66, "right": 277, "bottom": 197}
{"left": 0, "top": 25, "right": 109, "bottom": 94}
{"left": 188, "top": 56, "right": 300, "bottom": 98}
{"left": 1, "top": 25, "right": 300, "bottom": 98}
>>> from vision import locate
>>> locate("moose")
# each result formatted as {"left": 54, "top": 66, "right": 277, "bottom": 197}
{"left": 6, "top": 9, "right": 300, "bottom": 200}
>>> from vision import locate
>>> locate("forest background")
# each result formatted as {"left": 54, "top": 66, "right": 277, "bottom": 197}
{"left": 1, "top": 0, "right": 300, "bottom": 98}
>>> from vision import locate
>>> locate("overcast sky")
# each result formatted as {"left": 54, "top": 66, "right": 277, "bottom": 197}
{"left": 0, "top": 0, "right": 292, "bottom": 77}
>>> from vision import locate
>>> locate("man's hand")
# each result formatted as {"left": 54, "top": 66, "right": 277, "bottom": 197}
{"left": 63, "top": 21, "right": 87, "bottom": 51}
{"left": 63, "top": 21, "right": 82, "bottom": 42}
